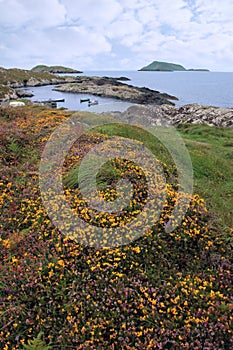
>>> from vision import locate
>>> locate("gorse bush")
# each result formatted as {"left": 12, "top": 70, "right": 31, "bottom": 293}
{"left": 0, "top": 107, "right": 232, "bottom": 349}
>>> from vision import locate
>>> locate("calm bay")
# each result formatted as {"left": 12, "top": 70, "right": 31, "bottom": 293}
{"left": 25, "top": 70, "right": 233, "bottom": 112}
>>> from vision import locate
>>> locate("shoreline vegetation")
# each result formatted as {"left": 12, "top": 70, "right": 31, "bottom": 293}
{"left": 0, "top": 66, "right": 232, "bottom": 349}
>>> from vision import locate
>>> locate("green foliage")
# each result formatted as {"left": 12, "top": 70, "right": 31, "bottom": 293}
{"left": 22, "top": 333, "right": 50, "bottom": 350}
{"left": 0, "top": 67, "right": 64, "bottom": 86}
{"left": 94, "top": 122, "right": 233, "bottom": 227}
{"left": 31, "top": 65, "right": 79, "bottom": 73}
{"left": 140, "top": 60, "right": 186, "bottom": 71}
{"left": 177, "top": 124, "right": 233, "bottom": 226}
{"left": 0, "top": 107, "right": 232, "bottom": 349}
{"left": 7, "top": 137, "right": 22, "bottom": 156}
{"left": 139, "top": 60, "right": 209, "bottom": 71}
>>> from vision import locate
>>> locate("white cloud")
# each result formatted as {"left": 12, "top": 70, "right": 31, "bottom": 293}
{"left": 107, "top": 10, "right": 144, "bottom": 45}
{"left": 0, "top": 0, "right": 233, "bottom": 71}
{"left": 61, "top": 0, "right": 122, "bottom": 29}
{"left": 0, "top": 25, "right": 112, "bottom": 68}
{"left": 0, "top": 0, "right": 66, "bottom": 29}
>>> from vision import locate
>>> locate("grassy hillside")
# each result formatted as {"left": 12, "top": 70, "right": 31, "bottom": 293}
{"left": 31, "top": 65, "right": 82, "bottom": 73}
{"left": 139, "top": 61, "right": 186, "bottom": 71}
{"left": 0, "top": 106, "right": 232, "bottom": 349}
{"left": 78, "top": 120, "right": 232, "bottom": 227}
{"left": 139, "top": 61, "right": 209, "bottom": 71}
{"left": 0, "top": 67, "right": 58, "bottom": 86}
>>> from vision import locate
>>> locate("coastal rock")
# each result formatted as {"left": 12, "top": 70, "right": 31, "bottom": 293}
{"left": 0, "top": 84, "right": 17, "bottom": 101}
{"left": 0, "top": 67, "right": 79, "bottom": 104}
{"left": 105, "top": 104, "right": 233, "bottom": 128}
{"left": 0, "top": 67, "right": 78, "bottom": 88}
{"left": 16, "top": 89, "right": 34, "bottom": 98}
{"left": 53, "top": 76, "right": 178, "bottom": 105}
{"left": 0, "top": 68, "right": 178, "bottom": 105}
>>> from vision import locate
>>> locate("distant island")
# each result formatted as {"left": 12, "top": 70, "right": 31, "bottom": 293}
{"left": 139, "top": 61, "right": 209, "bottom": 72}
{"left": 31, "top": 65, "right": 83, "bottom": 74}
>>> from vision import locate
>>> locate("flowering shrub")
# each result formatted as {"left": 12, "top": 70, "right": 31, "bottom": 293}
{"left": 0, "top": 106, "right": 232, "bottom": 349}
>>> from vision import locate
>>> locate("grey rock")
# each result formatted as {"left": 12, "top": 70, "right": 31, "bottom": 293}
{"left": 16, "top": 90, "right": 34, "bottom": 98}
{"left": 53, "top": 76, "right": 178, "bottom": 106}
{"left": 105, "top": 103, "right": 233, "bottom": 128}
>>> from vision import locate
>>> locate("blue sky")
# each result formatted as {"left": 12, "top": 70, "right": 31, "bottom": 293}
{"left": 0, "top": 0, "right": 232, "bottom": 71}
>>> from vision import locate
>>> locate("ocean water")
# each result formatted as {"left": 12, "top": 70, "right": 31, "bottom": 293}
{"left": 24, "top": 71, "right": 233, "bottom": 112}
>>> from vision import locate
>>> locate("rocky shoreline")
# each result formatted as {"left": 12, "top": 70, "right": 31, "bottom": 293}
{"left": 0, "top": 67, "right": 177, "bottom": 106}
{"left": 105, "top": 103, "right": 233, "bottom": 128}
{"left": 0, "top": 67, "right": 78, "bottom": 101}
{"left": 1, "top": 67, "right": 232, "bottom": 128}
{"left": 53, "top": 76, "right": 178, "bottom": 105}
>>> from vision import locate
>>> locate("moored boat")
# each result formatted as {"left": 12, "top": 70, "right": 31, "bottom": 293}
{"left": 88, "top": 100, "right": 98, "bottom": 106}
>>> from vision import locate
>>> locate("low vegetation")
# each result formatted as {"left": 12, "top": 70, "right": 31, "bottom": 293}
{"left": 0, "top": 106, "right": 232, "bottom": 349}
{"left": 0, "top": 85, "right": 15, "bottom": 100}
{"left": 31, "top": 65, "right": 81, "bottom": 74}
{"left": 0, "top": 67, "right": 65, "bottom": 87}
{"left": 139, "top": 60, "right": 209, "bottom": 71}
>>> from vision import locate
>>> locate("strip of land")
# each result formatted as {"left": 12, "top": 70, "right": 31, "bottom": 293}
{"left": 53, "top": 75, "right": 178, "bottom": 105}
{"left": 0, "top": 67, "right": 178, "bottom": 105}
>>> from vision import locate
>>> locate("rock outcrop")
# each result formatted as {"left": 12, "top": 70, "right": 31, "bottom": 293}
{"left": 0, "top": 67, "right": 78, "bottom": 102}
{"left": 0, "top": 85, "right": 18, "bottom": 101}
{"left": 53, "top": 76, "right": 178, "bottom": 105}
{"left": 16, "top": 90, "right": 34, "bottom": 98}
{"left": 105, "top": 104, "right": 233, "bottom": 128}
{"left": 0, "top": 67, "right": 78, "bottom": 88}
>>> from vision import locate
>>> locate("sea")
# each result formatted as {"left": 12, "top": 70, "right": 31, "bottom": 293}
{"left": 23, "top": 71, "right": 233, "bottom": 113}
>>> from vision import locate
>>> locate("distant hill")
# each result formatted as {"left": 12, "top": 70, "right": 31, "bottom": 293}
{"left": 31, "top": 65, "right": 82, "bottom": 74}
{"left": 139, "top": 61, "right": 209, "bottom": 72}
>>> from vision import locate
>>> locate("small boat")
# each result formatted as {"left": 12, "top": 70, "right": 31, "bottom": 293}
{"left": 88, "top": 100, "right": 98, "bottom": 106}
{"left": 40, "top": 98, "right": 65, "bottom": 103}
{"left": 80, "top": 98, "right": 90, "bottom": 103}
{"left": 51, "top": 98, "right": 65, "bottom": 103}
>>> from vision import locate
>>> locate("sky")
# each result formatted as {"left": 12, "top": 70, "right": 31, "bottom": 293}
{"left": 0, "top": 0, "right": 233, "bottom": 71}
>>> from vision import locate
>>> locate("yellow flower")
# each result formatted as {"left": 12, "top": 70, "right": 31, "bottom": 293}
{"left": 170, "top": 307, "right": 178, "bottom": 315}
{"left": 57, "top": 259, "right": 65, "bottom": 267}
{"left": 134, "top": 246, "right": 141, "bottom": 253}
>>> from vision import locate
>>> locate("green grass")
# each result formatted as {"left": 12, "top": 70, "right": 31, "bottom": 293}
{"left": 0, "top": 67, "right": 65, "bottom": 86}
{"left": 31, "top": 65, "right": 79, "bottom": 73}
{"left": 177, "top": 124, "right": 233, "bottom": 227}
{"left": 1, "top": 106, "right": 232, "bottom": 349}
{"left": 65, "top": 113, "right": 233, "bottom": 227}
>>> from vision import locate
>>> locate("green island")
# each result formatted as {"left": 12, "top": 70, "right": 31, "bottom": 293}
{"left": 31, "top": 65, "right": 82, "bottom": 74}
{"left": 139, "top": 60, "right": 210, "bottom": 71}
{"left": 0, "top": 102, "right": 232, "bottom": 349}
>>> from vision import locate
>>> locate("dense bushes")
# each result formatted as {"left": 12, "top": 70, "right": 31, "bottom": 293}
{"left": 0, "top": 107, "right": 232, "bottom": 349}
